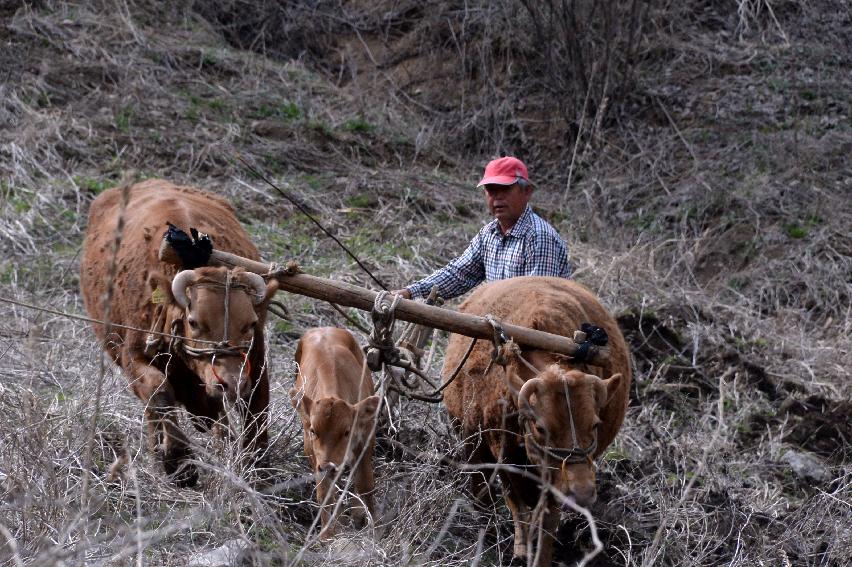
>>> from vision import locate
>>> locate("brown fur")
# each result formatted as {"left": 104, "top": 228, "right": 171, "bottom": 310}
{"left": 441, "top": 276, "right": 631, "bottom": 565}
{"left": 80, "top": 179, "right": 278, "bottom": 486}
{"left": 289, "top": 327, "right": 378, "bottom": 539}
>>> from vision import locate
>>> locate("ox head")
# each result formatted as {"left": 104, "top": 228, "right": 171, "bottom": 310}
{"left": 164, "top": 266, "right": 277, "bottom": 402}
{"left": 289, "top": 390, "right": 379, "bottom": 477}
{"left": 515, "top": 365, "right": 622, "bottom": 507}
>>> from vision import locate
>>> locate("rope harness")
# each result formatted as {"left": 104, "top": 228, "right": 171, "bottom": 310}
{"left": 361, "top": 289, "right": 478, "bottom": 404}
{"left": 519, "top": 384, "right": 599, "bottom": 467}
{"left": 355, "top": 288, "right": 607, "bottom": 458}
{"left": 365, "top": 291, "right": 402, "bottom": 372}
{"left": 486, "top": 316, "right": 600, "bottom": 467}
{"left": 156, "top": 273, "right": 256, "bottom": 389}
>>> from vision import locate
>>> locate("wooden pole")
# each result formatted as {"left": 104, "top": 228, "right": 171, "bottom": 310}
{"left": 161, "top": 243, "right": 610, "bottom": 366}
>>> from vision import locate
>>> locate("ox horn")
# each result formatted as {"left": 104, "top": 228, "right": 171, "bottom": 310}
{"left": 518, "top": 377, "right": 542, "bottom": 414}
{"left": 243, "top": 272, "right": 267, "bottom": 305}
{"left": 171, "top": 270, "right": 197, "bottom": 308}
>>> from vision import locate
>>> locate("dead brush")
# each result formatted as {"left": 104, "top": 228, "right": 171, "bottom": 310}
{"left": 734, "top": 0, "right": 791, "bottom": 44}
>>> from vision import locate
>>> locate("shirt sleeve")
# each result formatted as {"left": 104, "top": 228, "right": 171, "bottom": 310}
{"left": 406, "top": 231, "right": 487, "bottom": 300}
{"left": 526, "top": 229, "right": 572, "bottom": 278}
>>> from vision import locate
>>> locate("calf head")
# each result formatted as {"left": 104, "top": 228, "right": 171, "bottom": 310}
{"left": 290, "top": 391, "right": 379, "bottom": 476}
{"left": 516, "top": 366, "right": 622, "bottom": 507}
{"left": 166, "top": 266, "right": 277, "bottom": 402}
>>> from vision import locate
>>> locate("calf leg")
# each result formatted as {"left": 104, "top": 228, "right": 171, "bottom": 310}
{"left": 126, "top": 355, "right": 198, "bottom": 487}
{"left": 352, "top": 453, "right": 376, "bottom": 528}
{"left": 315, "top": 474, "right": 340, "bottom": 540}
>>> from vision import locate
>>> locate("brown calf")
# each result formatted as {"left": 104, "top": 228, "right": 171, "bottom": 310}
{"left": 290, "top": 327, "right": 379, "bottom": 539}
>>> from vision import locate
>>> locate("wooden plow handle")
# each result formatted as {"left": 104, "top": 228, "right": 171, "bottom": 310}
{"left": 160, "top": 243, "right": 611, "bottom": 367}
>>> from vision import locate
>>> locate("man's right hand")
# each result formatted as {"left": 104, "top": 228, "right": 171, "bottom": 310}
{"left": 392, "top": 289, "right": 412, "bottom": 300}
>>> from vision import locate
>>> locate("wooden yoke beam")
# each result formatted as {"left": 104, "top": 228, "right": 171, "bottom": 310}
{"left": 161, "top": 243, "right": 610, "bottom": 367}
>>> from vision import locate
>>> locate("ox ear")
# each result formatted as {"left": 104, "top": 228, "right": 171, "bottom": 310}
{"left": 599, "top": 373, "right": 623, "bottom": 407}
{"left": 504, "top": 366, "right": 527, "bottom": 402}
{"left": 147, "top": 271, "right": 176, "bottom": 305}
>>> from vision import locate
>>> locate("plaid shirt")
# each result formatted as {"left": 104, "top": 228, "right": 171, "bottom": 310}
{"left": 406, "top": 206, "right": 571, "bottom": 300}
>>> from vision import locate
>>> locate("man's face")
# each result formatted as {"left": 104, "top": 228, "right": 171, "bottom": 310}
{"left": 483, "top": 183, "right": 532, "bottom": 231}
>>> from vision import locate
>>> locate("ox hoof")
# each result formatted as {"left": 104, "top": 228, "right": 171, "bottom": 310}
{"left": 318, "top": 526, "right": 338, "bottom": 542}
{"left": 166, "top": 460, "right": 199, "bottom": 488}
{"left": 511, "top": 545, "right": 528, "bottom": 566}
{"left": 162, "top": 449, "right": 199, "bottom": 488}
{"left": 251, "top": 453, "right": 271, "bottom": 471}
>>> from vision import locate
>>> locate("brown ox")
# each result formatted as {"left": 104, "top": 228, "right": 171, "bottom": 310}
{"left": 289, "top": 327, "right": 379, "bottom": 539}
{"left": 441, "top": 276, "right": 631, "bottom": 566}
{"left": 81, "top": 179, "right": 278, "bottom": 487}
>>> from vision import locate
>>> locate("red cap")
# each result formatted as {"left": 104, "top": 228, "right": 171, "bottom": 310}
{"left": 477, "top": 156, "right": 530, "bottom": 188}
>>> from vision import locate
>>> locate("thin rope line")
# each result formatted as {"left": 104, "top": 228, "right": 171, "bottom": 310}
{"left": 437, "top": 337, "right": 477, "bottom": 394}
{"left": 235, "top": 154, "right": 388, "bottom": 290}
{"left": 326, "top": 301, "right": 371, "bottom": 335}
{"left": 0, "top": 295, "right": 221, "bottom": 346}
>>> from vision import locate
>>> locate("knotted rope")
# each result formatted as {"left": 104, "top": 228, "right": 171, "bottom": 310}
{"left": 480, "top": 314, "right": 599, "bottom": 466}
{"left": 363, "top": 288, "right": 476, "bottom": 404}
{"left": 365, "top": 291, "right": 402, "bottom": 371}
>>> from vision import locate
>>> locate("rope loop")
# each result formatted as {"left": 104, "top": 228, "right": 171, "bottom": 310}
{"left": 265, "top": 260, "right": 303, "bottom": 281}
{"left": 364, "top": 291, "right": 403, "bottom": 371}
{"left": 485, "top": 314, "right": 511, "bottom": 367}
{"left": 512, "top": 352, "right": 599, "bottom": 466}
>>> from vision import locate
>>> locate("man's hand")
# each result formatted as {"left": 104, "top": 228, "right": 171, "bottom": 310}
{"left": 392, "top": 289, "right": 412, "bottom": 300}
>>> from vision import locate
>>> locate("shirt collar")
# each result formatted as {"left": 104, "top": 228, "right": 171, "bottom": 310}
{"left": 487, "top": 205, "right": 534, "bottom": 237}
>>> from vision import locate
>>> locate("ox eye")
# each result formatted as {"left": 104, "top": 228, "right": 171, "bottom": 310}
{"left": 188, "top": 319, "right": 199, "bottom": 330}
{"left": 344, "top": 429, "right": 350, "bottom": 437}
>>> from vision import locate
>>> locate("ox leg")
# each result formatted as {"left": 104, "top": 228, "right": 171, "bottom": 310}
{"left": 182, "top": 391, "right": 224, "bottom": 434}
{"left": 501, "top": 473, "right": 532, "bottom": 562}
{"left": 241, "top": 369, "right": 270, "bottom": 469}
{"left": 127, "top": 358, "right": 199, "bottom": 488}
{"left": 464, "top": 435, "right": 497, "bottom": 510}
{"left": 528, "top": 496, "right": 560, "bottom": 567}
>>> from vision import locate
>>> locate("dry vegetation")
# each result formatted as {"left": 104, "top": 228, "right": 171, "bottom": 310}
{"left": 0, "top": 1, "right": 850, "bottom": 566}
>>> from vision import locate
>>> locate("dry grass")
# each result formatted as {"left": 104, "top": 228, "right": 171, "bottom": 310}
{"left": 1, "top": 1, "right": 850, "bottom": 566}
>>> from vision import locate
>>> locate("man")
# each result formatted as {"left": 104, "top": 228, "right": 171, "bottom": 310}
{"left": 395, "top": 156, "right": 571, "bottom": 301}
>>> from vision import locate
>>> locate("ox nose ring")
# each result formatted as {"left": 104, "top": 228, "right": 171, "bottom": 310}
{"left": 241, "top": 352, "right": 252, "bottom": 378}
{"left": 319, "top": 462, "right": 338, "bottom": 474}
{"left": 210, "top": 354, "right": 228, "bottom": 389}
